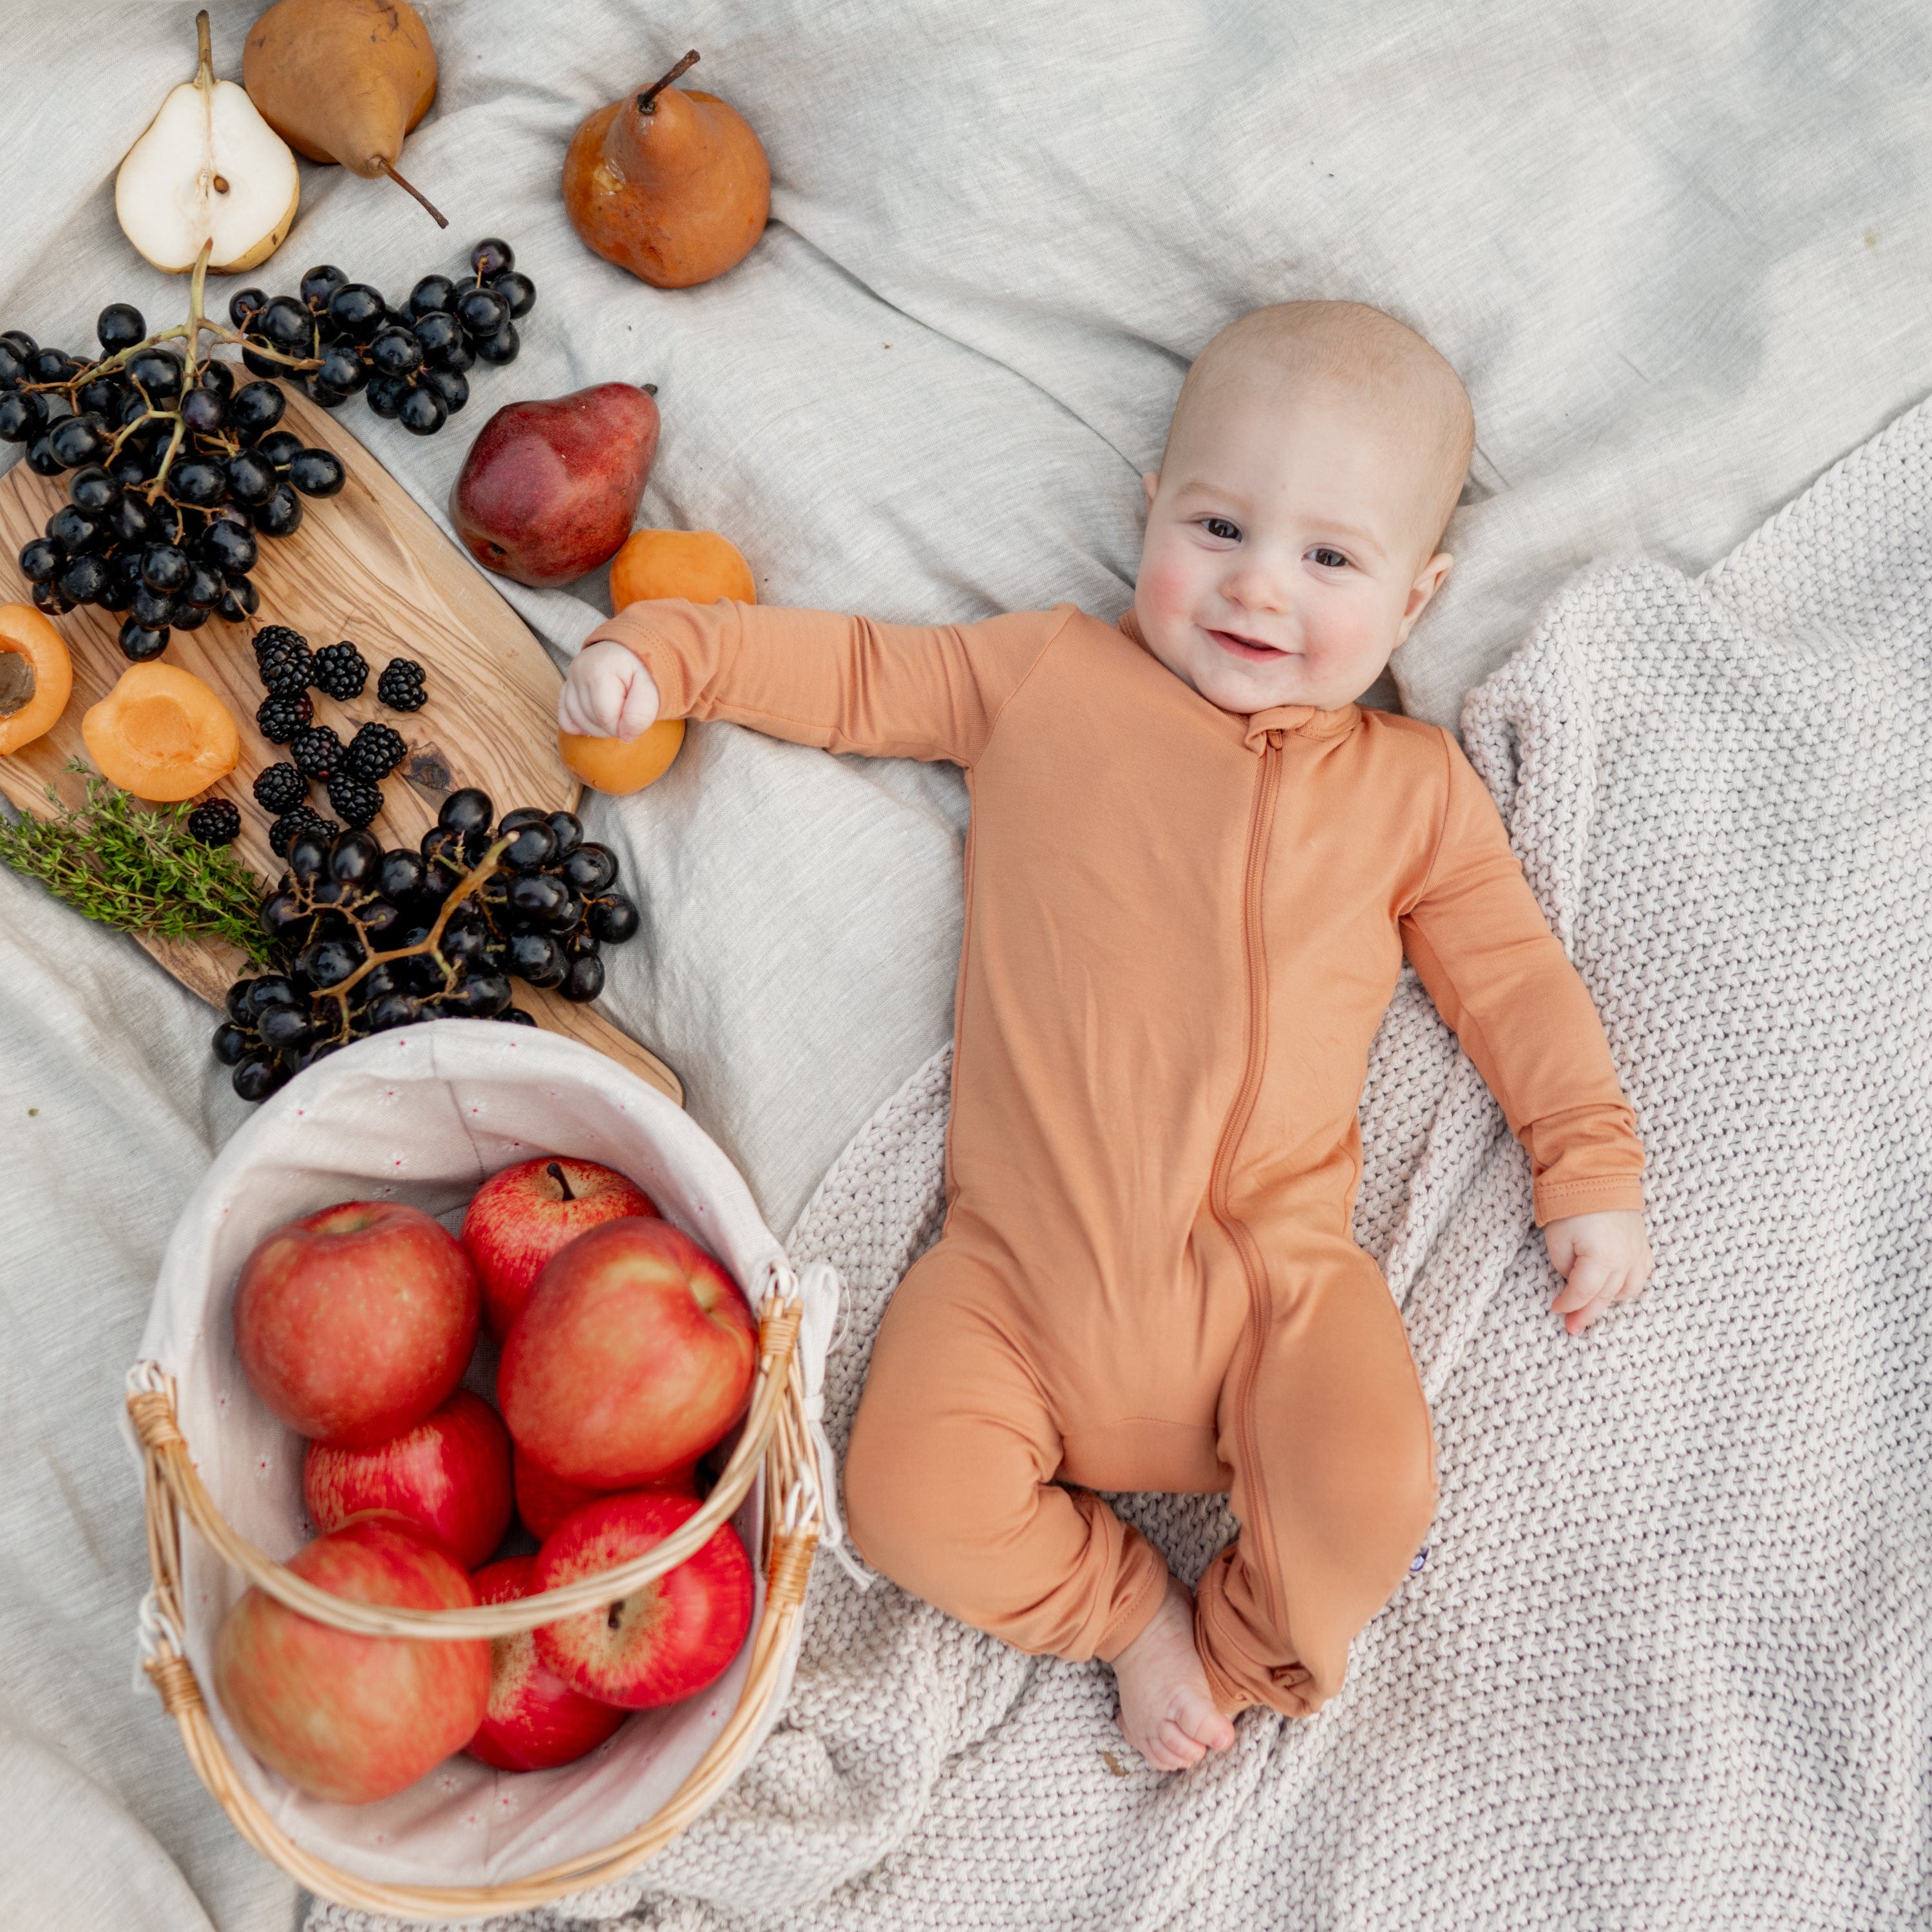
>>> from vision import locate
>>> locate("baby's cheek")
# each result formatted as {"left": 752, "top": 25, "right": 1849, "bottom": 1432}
{"left": 1139, "top": 548, "right": 1202, "bottom": 625}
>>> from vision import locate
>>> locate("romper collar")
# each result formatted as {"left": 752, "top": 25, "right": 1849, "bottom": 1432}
{"left": 1242, "top": 701, "right": 1361, "bottom": 750}
{"left": 1114, "top": 609, "right": 1363, "bottom": 752}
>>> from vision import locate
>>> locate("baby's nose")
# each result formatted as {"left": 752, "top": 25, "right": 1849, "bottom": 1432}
{"left": 1224, "top": 562, "right": 1291, "bottom": 615}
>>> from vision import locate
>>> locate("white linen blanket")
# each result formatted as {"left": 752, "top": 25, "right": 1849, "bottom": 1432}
{"left": 315, "top": 388, "right": 1932, "bottom": 1930}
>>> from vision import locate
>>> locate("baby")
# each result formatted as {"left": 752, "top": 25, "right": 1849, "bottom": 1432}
{"left": 560, "top": 303, "right": 1654, "bottom": 1772}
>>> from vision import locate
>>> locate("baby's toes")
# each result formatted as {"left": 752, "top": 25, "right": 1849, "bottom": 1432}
{"left": 1155, "top": 1718, "right": 1208, "bottom": 1766}
{"left": 1175, "top": 1696, "right": 1236, "bottom": 1754}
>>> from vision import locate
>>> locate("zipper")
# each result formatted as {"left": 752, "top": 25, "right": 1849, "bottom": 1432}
{"left": 1209, "top": 728, "right": 1285, "bottom": 1629}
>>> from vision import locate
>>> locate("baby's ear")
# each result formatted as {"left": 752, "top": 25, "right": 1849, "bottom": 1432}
{"left": 1142, "top": 471, "right": 1159, "bottom": 511}
{"left": 1395, "top": 551, "right": 1454, "bottom": 646}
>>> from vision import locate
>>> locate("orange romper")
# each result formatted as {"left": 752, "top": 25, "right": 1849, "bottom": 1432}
{"left": 592, "top": 598, "right": 1646, "bottom": 1716}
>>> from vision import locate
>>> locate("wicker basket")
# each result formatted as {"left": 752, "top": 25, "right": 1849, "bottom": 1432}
{"left": 122, "top": 1022, "right": 838, "bottom": 1920}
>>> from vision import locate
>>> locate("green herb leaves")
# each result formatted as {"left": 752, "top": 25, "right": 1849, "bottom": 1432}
{"left": 0, "top": 764, "right": 268, "bottom": 964}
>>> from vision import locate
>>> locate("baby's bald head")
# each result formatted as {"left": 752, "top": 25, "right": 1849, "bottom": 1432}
{"left": 1162, "top": 301, "right": 1474, "bottom": 562}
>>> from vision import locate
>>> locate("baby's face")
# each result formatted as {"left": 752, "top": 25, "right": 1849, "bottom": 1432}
{"left": 1133, "top": 373, "right": 1454, "bottom": 715}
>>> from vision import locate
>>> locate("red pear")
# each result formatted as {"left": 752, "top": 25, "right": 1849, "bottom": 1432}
{"left": 451, "top": 384, "right": 660, "bottom": 588}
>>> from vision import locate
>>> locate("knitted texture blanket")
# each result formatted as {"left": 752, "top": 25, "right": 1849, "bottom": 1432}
{"left": 314, "top": 397, "right": 1932, "bottom": 1932}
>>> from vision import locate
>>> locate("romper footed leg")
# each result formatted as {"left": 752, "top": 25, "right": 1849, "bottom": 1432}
{"left": 1195, "top": 1244, "right": 1437, "bottom": 1718}
{"left": 842, "top": 1242, "right": 1170, "bottom": 1663}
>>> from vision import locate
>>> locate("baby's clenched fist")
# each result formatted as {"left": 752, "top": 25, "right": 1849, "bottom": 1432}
{"left": 558, "top": 639, "right": 661, "bottom": 741}
{"left": 1542, "top": 1209, "right": 1653, "bottom": 1334}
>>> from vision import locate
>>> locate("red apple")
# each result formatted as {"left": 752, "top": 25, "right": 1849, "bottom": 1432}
{"left": 513, "top": 1445, "right": 612, "bottom": 1542}
{"left": 304, "top": 1390, "right": 514, "bottom": 1569}
{"left": 233, "top": 1200, "right": 480, "bottom": 1449}
{"left": 499, "top": 1218, "right": 757, "bottom": 1488}
{"left": 213, "top": 1515, "right": 491, "bottom": 1804}
{"left": 464, "top": 1556, "right": 629, "bottom": 1772}
{"left": 513, "top": 1443, "right": 698, "bottom": 1541}
{"left": 462, "top": 1155, "right": 660, "bottom": 1341}
{"left": 531, "top": 1491, "right": 752, "bottom": 1709}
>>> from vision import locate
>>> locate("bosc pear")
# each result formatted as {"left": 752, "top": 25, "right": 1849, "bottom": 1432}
{"left": 243, "top": 0, "right": 446, "bottom": 226}
{"left": 116, "top": 10, "right": 299, "bottom": 274}
{"left": 562, "top": 51, "right": 770, "bottom": 289}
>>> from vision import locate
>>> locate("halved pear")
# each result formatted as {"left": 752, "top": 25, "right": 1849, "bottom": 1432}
{"left": 116, "top": 10, "right": 299, "bottom": 275}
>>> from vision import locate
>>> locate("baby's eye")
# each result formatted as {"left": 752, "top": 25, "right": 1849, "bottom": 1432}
{"left": 1309, "top": 547, "right": 1350, "bottom": 569}
{"left": 1200, "top": 517, "right": 1241, "bottom": 542}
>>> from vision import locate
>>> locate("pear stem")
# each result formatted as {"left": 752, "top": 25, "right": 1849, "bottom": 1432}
{"left": 637, "top": 50, "right": 699, "bottom": 114}
{"left": 194, "top": 8, "right": 212, "bottom": 81}
{"left": 377, "top": 158, "right": 449, "bottom": 229}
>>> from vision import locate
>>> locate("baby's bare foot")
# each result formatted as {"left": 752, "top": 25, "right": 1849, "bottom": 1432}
{"left": 1112, "top": 1574, "right": 1237, "bottom": 1772}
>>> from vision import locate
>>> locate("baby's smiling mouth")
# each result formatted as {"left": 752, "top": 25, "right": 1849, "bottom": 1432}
{"left": 1205, "top": 627, "right": 1288, "bottom": 663}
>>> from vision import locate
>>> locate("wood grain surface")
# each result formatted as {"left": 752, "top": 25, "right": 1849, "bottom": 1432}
{"left": 0, "top": 386, "right": 681, "bottom": 1104}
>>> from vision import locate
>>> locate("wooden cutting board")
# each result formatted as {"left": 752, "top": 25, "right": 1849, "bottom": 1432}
{"left": 0, "top": 388, "right": 681, "bottom": 1104}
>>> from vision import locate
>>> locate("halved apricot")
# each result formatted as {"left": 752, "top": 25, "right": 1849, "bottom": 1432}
{"left": 82, "top": 662, "right": 240, "bottom": 801}
{"left": 609, "top": 529, "right": 755, "bottom": 611}
{"left": 559, "top": 717, "right": 685, "bottom": 795}
{"left": 0, "top": 602, "right": 73, "bottom": 754}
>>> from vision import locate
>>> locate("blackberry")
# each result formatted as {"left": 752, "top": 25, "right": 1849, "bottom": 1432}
{"left": 251, "top": 762, "right": 307, "bottom": 814}
{"left": 268, "top": 805, "right": 337, "bottom": 857}
{"left": 290, "top": 724, "right": 343, "bottom": 779}
{"left": 341, "top": 720, "right": 407, "bottom": 781}
{"left": 256, "top": 690, "right": 313, "bottom": 743}
{"left": 257, "top": 638, "right": 313, "bottom": 693}
{"left": 376, "top": 656, "right": 426, "bottom": 711}
{"left": 326, "top": 768, "right": 384, "bottom": 828}
{"left": 185, "top": 799, "right": 241, "bottom": 846}
{"left": 311, "top": 639, "right": 368, "bottom": 700}
{"left": 252, "top": 623, "right": 305, "bottom": 659}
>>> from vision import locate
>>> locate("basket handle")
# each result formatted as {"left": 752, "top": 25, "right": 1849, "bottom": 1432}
{"left": 126, "top": 1295, "right": 808, "bottom": 1640}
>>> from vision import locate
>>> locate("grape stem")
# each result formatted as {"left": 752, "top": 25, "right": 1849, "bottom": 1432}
{"left": 310, "top": 834, "right": 512, "bottom": 1041}
{"left": 131, "top": 239, "right": 215, "bottom": 500}
{"left": 13, "top": 234, "right": 323, "bottom": 415}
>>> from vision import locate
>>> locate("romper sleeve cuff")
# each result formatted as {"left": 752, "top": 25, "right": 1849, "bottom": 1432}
{"left": 1531, "top": 1174, "right": 1648, "bottom": 1227}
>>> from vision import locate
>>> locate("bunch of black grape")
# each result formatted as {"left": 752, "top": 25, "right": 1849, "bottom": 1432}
{"left": 4, "top": 307, "right": 343, "bottom": 661}
{"left": 231, "top": 238, "right": 533, "bottom": 438}
{"left": 213, "top": 788, "right": 639, "bottom": 1103}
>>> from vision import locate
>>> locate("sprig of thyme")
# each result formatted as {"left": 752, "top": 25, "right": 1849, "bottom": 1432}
{"left": 0, "top": 764, "right": 269, "bottom": 965}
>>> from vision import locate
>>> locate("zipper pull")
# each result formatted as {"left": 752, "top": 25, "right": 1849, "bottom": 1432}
{"left": 1267, "top": 728, "right": 1285, "bottom": 750}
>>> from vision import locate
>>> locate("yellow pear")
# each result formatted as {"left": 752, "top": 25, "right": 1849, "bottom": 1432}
{"left": 116, "top": 10, "right": 299, "bottom": 274}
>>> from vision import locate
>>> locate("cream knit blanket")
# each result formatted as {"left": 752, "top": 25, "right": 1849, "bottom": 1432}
{"left": 319, "top": 397, "right": 1932, "bottom": 1931}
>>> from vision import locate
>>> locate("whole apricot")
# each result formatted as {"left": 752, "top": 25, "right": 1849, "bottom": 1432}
{"left": 560, "top": 717, "right": 685, "bottom": 795}
{"left": 610, "top": 529, "right": 754, "bottom": 611}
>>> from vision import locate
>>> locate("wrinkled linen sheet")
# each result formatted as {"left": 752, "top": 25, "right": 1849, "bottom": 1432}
{"left": 3, "top": 1, "right": 1931, "bottom": 1924}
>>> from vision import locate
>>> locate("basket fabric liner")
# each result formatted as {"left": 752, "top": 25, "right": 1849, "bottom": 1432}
{"left": 133, "top": 1021, "right": 842, "bottom": 1889}
{"left": 314, "top": 393, "right": 1932, "bottom": 1930}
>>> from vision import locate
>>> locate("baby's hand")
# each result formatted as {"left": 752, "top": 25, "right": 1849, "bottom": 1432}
{"left": 1542, "top": 1209, "right": 1653, "bottom": 1335}
{"left": 558, "top": 639, "right": 661, "bottom": 741}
